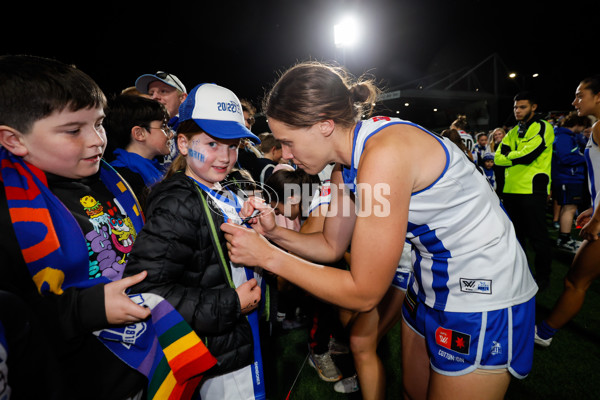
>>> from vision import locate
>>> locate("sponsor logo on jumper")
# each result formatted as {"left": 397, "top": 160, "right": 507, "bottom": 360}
{"left": 435, "top": 327, "right": 471, "bottom": 355}
{"left": 460, "top": 278, "right": 492, "bottom": 294}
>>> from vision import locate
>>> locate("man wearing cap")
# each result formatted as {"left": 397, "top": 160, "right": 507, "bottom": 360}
{"left": 135, "top": 71, "right": 187, "bottom": 167}
{"left": 135, "top": 71, "right": 187, "bottom": 121}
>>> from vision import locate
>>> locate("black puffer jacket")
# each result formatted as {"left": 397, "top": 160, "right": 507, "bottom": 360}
{"left": 124, "top": 171, "right": 253, "bottom": 375}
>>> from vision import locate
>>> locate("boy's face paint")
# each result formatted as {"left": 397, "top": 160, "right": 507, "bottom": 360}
{"left": 17, "top": 106, "right": 107, "bottom": 179}
{"left": 180, "top": 132, "right": 239, "bottom": 187}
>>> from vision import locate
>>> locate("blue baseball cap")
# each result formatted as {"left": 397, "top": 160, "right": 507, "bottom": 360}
{"left": 178, "top": 83, "right": 260, "bottom": 143}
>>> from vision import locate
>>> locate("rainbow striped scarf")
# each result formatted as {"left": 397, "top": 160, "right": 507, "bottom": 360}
{"left": 95, "top": 293, "right": 217, "bottom": 399}
{"left": 0, "top": 148, "right": 216, "bottom": 399}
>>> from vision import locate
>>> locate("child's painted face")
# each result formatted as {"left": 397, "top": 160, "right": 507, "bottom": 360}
{"left": 18, "top": 106, "right": 107, "bottom": 179}
{"left": 179, "top": 132, "right": 239, "bottom": 186}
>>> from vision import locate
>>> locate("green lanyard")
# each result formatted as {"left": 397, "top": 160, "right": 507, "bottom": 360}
{"left": 195, "top": 185, "right": 270, "bottom": 320}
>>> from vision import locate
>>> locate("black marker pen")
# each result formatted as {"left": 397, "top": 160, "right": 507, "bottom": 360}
{"left": 239, "top": 209, "right": 260, "bottom": 225}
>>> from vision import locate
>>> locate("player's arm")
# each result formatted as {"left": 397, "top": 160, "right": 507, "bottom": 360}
{"left": 222, "top": 126, "right": 419, "bottom": 311}
{"left": 255, "top": 165, "right": 356, "bottom": 263}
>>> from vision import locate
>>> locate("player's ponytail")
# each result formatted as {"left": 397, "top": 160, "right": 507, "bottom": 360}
{"left": 452, "top": 115, "right": 468, "bottom": 130}
{"left": 349, "top": 80, "right": 379, "bottom": 120}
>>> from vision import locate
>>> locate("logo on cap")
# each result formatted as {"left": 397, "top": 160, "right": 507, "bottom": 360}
{"left": 217, "top": 101, "right": 242, "bottom": 116}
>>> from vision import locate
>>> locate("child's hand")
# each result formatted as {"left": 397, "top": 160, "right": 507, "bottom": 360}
{"left": 104, "top": 271, "right": 151, "bottom": 325}
{"left": 235, "top": 278, "right": 262, "bottom": 315}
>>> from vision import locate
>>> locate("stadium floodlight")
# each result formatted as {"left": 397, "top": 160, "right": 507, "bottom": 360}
{"left": 334, "top": 16, "right": 359, "bottom": 49}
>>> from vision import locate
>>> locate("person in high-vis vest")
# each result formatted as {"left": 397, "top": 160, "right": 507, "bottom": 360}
{"left": 495, "top": 91, "right": 555, "bottom": 290}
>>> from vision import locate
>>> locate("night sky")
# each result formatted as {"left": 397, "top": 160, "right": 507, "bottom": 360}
{"left": 4, "top": 0, "right": 595, "bottom": 129}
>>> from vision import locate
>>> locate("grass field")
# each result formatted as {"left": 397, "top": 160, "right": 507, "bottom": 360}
{"left": 267, "top": 223, "right": 600, "bottom": 399}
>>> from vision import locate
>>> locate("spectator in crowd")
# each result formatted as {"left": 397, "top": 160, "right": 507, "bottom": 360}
{"left": 450, "top": 114, "right": 474, "bottom": 151}
{"left": 488, "top": 127, "right": 507, "bottom": 196}
{"left": 256, "top": 133, "right": 283, "bottom": 184}
{"left": 441, "top": 128, "right": 474, "bottom": 162}
{"left": 481, "top": 152, "right": 497, "bottom": 190}
{"left": 488, "top": 127, "right": 507, "bottom": 152}
{"left": 103, "top": 94, "right": 173, "bottom": 211}
{"left": 472, "top": 131, "right": 489, "bottom": 167}
{"left": 120, "top": 86, "right": 149, "bottom": 98}
{"left": 495, "top": 91, "right": 555, "bottom": 289}
{"left": 535, "top": 75, "right": 600, "bottom": 348}
{"left": 135, "top": 71, "right": 188, "bottom": 169}
{"left": 552, "top": 112, "right": 590, "bottom": 252}
{"left": 237, "top": 100, "right": 264, "bottom": 180}
{"left": 135, "top": 71, "right": 187, "bottom": 121}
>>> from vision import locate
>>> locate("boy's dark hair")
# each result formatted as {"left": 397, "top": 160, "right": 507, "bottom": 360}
{"left": 259, "top": 133, "right": 281, "bottom": 153}
{"left": 561, "top": 111, "right": 592, "bottom": 129}
{"left": 240, "top": 99, "right": 256, "bottom": 116}
{"left": 0, "top": 55, "right": 106, "bottom": 134}
{"left": 514, "top": 90, "right": 537, "bottom": 105}
{"left": 104, "top": 94, "right": 169, "bottom": 155}
{"left": 263, "top": 168, "right": 320, "bottom": 216}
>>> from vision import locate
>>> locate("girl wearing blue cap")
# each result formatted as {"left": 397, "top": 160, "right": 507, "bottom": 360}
{"left": 124, "top": 84, "right": 267, "bottom": 399}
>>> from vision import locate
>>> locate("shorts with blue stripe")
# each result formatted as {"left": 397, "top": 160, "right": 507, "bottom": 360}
{"left": 401, "top": 287, "right": 535, "bottom": 378}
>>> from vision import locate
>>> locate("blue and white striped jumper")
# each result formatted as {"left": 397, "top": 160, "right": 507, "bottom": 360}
{"left": 342, "top": 117, "right": 537, "bottom": 313}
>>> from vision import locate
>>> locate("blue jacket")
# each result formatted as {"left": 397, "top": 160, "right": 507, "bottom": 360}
{"left": 552, "top": 127, "right": 586, "bottom": 184}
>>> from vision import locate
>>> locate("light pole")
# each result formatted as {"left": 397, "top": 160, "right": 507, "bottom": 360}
{"left": 334, "top": 16, "right": 359, "bottom": 65}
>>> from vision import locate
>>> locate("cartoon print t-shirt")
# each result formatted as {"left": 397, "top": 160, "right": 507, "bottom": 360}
{"left": 46, "top": 171, "right": 137, "bottom": 281}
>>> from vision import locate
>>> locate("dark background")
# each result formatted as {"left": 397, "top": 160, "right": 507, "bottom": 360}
{"left": 3, "top": 0, "right": 595, "bottom": 130}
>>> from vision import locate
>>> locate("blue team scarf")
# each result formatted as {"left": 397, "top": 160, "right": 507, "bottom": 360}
{"left": 191, "top": 176, "right": 266, "bottom": 400}
{"left": 111, "top": 148, "right": 165, "bottom": 186}
{"left": 0, "top": 148, "right": 215, "bottom": 399}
